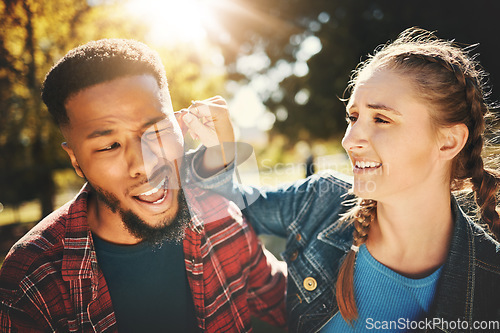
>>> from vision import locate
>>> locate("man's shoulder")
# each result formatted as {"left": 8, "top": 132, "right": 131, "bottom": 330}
{"left": 185, "top": 185, "right": 247, "bottom": 227}
{"left": 185, "top": 190, "right": 255, "bottom": 253}
{"left": 12, "top": 200, "right": 71, "bottom": 253}
{"left": 0, "top": 201, "right": 72, "bottom": 293}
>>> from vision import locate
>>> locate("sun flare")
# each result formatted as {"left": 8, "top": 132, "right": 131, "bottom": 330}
{"left": 125, "top": 0, "right": 219, "bottom": 45}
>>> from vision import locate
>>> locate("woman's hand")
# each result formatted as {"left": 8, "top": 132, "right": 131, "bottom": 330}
{"left": 175, "top": 96, "right": 236, "bottom": 176}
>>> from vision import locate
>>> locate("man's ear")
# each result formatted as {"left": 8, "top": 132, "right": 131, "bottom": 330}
{"left": 438, "top": 123, "right": 469, "bottom": 161}
{"left": 62, "top": 142, "right": 84, "bottom": 178}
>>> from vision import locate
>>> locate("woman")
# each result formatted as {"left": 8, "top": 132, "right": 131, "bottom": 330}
{"left": 190, "top": 28, "right": 500, "bottom": 332}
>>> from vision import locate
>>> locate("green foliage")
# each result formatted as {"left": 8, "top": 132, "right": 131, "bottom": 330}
{"left": 210, "top": 0, "right": 500, "bottom": 143}
{"left": 0, "top": 0, "right": 226, "bottom": 219}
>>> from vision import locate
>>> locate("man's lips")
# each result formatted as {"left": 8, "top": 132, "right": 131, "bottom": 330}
{"left": 135, "top": 178, "right": 168, "bottom": 204}
{"left": 127, "top": 159, "right": 181, "bottom": 208}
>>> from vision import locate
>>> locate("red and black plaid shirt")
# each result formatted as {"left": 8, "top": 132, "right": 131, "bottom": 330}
{"left": 0, "top": 184, "right": 286, "bottom": 332}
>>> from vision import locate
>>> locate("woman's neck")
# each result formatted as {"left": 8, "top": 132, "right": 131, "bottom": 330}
{"left": 365, "top": 187, "right": 454, "bottom": 278}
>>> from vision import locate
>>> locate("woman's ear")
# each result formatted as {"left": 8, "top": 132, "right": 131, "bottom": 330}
{"left": 62, "top": 142, "right": 85, "bottom": 178}
{"left": 438, "top": 123, "right": 469, "bottom": 160}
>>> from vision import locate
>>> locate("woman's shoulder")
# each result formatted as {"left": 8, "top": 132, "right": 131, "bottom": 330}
{"left": 286, "top": 171, "right": 355, "bottom": 242}
{"left": 471, "top": 221, "right": 500, "bottom": 268}
{"left": 457, "top": 206, "right": 500, "bottom": 272}
{"left": 454, "top": 194, "right": 500, "bottom": 264}
{"left": 283, "top": 170, "right": 354, "bottom": 216}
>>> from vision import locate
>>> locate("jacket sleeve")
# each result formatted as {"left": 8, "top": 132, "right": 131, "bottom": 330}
{"left": 187, "top": 146, "right": 354, "bottom": 238}
{"left": 189, "top": 149, "right": 353, "bottom": 239}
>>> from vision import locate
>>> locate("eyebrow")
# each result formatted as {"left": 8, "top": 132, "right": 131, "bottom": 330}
{"left": 366, "top": 103, "right": 402, "bottom": 116}
{"left": 86, "top": 116, "right": 168, "bottom": 140}
{"left": 87, "top": 129, "right": 114, "bottom": 139}
{"left": 143, "top": 116, "right": 168, "bottom": 128}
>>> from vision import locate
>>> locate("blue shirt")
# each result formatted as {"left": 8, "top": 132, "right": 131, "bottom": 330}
{"left": 322, "top": 244, "right": 442, "bottom": 332}
{"left": 93, "top": 235, "right": 198, "bottom": 333}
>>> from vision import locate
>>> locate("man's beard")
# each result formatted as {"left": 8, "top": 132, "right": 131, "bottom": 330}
{"left": 90, "top": 184, "right": 191, "bottom": 246}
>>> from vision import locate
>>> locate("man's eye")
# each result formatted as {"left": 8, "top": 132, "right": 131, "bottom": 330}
{"left": 98, "top": 142, "right": 120, "bottom": 152}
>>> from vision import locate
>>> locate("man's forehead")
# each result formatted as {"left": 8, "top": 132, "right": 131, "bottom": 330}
{"left": 62, "top": 74, "right": 172, "bottom": 132}
{"left": 65, "top": 74, "right": 165, "bottom": 108}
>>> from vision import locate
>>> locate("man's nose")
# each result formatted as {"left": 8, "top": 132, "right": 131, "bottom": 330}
{"left": 126, "top": 138, "right": 150, "bottom": 178}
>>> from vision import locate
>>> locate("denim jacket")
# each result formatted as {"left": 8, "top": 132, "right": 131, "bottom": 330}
{"left": 194, "top": 164, "right": 500, "bottom": 333}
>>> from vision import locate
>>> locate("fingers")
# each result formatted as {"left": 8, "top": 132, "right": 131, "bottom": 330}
{"left": 188, "top": 99, "right": 227, "bottom": 119}
{"left": 174, "top": 109, "right": 189, "bottom": 136}
{"left": 178, "top": 96, "right": 234, "bottom": 147}
{"left": 183, "top": 112, "right": 219, "bottom": 145}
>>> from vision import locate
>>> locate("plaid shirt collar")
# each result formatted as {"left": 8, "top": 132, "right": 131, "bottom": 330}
{"left": 61, "top": 185, "right": 95, "bottom": 282}
{"left": 60, "top": 182, "right": 220, "bottom": 279}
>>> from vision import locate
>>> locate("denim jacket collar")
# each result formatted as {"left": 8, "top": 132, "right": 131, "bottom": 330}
{"left": 428, "top": 196, "right": 500, "bottom": 329}
{"left": 317, "top": 213, "right": 352, "bottom": 252}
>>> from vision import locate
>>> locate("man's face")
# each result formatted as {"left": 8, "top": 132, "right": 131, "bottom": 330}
{"left": 62, "top": 74, "right": 186, "bottom": 242}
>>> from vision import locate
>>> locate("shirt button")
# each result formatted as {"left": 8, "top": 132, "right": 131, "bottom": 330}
{"left": 303, "top": 277, "right": 317, "bottom": 291}
{"left": 290, "top": 250, "right": 299, "bottom": 261}
{"left": 296, "top": 234, "right": 302, "bottom": 241}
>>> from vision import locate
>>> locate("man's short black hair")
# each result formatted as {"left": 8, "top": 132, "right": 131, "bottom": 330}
{"left": 42, "top": 39, "right": 168, "bottom": 127}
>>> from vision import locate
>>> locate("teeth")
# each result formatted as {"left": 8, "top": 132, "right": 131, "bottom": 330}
{"left": 152, "top": 191, "right": 167, "bottom": 204}
{"left": 355, "top": 161, "right": 381, "bottom": 169}
{"left": 140, "top": 178, "right": 166, "bottom": 196}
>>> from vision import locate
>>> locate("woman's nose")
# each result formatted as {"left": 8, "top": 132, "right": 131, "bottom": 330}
{"left": 341, "top": 121, "right": 369, "bottom": 152}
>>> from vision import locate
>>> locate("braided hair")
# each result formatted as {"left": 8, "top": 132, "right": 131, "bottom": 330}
{"left": 336, "top": 27, "right": 500, "bottom": 322}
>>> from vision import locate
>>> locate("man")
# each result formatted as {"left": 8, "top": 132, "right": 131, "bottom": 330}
{"left": 0, "top": 39, "right": 286, "bottom": 332}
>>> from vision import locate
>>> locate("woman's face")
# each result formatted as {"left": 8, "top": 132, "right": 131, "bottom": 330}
{"left": 342, "top": 68, "right": 447, "bottom": 202}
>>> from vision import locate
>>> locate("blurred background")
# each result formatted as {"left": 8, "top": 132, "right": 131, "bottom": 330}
{"left": 0, "top": 0, "right": 499, "bottom": 330}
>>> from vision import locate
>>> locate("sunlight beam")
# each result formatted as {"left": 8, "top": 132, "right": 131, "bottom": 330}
{"left": 124, "top": 0, "right": 220, "bottom": 45}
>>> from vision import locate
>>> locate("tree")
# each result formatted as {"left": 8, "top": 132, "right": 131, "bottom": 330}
{"left": 0, "top": 0, "right": 225, "bottom": 221}
{"left": 209, "top": 0, "right": 500, "bottom": 145}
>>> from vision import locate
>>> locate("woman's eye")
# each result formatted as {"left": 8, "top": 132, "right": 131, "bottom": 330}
{"left": 375, "top": 117, "right": 390, "bottom": 124}
{"left": 98, "top": 142, "right": 120, "bottom": 152}
{"left": 345, "top": 113, "right": 357, "bottom": 123}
